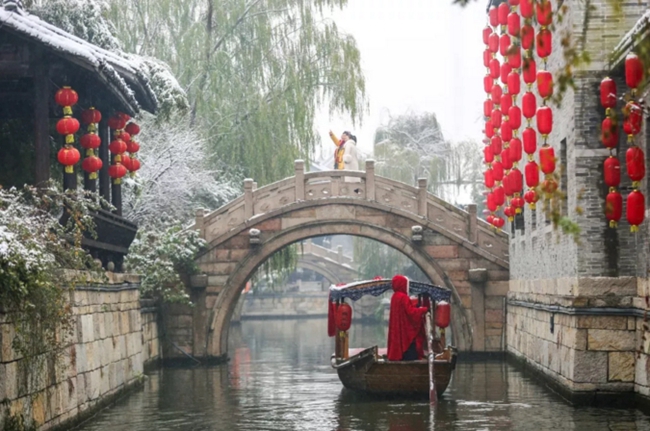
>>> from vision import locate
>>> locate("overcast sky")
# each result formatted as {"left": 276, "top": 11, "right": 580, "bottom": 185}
{"left": 316, "top": 0, "right": 487, "bottom": 160}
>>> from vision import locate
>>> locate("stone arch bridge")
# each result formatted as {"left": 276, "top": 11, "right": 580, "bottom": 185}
{"left": 163, "top": 160, "right": 509, "bottom": 361}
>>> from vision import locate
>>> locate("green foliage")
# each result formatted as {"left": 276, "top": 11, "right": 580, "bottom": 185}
{"left": 125, "top": 224, "right": 206, "bottom": 303}
{"left": 250, "top": 245, "right": 298, "bottom": 293}
{"left": 105, "top": 0, "right": 367, "bottom": 185}
{"left": 353, "top": 238, "right": 427, "bottom": 282}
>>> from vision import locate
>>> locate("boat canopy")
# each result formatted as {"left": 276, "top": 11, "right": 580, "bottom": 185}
{"left": 329, "top": 278, "right": 451, "bottom": 303}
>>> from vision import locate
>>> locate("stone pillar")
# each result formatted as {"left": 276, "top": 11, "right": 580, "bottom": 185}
{"left": 418, "top": 178, "right": 428, "bottom": 217}
{"left": 195, "top": 208, "right": 205, "bottom": 238}
{"left": 295, "top": 159, "right": 305, "bottom": 201}
{"left": 244, "top": 179, "right": 254, "bottom": 219}
{"left": 467, "top": 204, "right": 478, "bottom": 244}
{"left": 365, "top": 159, "right": 375, "bottom": 201}
{"left": 468, "top": 268, "right": 488, "bottom": 352}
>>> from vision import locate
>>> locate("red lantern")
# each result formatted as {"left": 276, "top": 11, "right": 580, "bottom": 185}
{"left": 129, "top": 158, "right": 141, "bottom": 174}
{"left": 599, "top": 77, "right": 617, "bottom": 109}
{"left": 500, "top": 95, "right": 512, "bottom": 115}
{"left": 605, "top": 191, "right": 622, "bottom": 228}
{"left": 486, "top": 214, "right": 495, "bottom": 225}
{"left": 336, "top": 302, "right": 352, "bottom": 331}
{"left": 539, "top": 144, "right": 556, "bottom": 174}
{"left": 627, "top": 190, "right": 645, "bottom": 232}
{"left": 107, "top": 116, "right": 126, "bottom": 130}
{"left": 491, "top": 84, "right": 503, "bottom": 103}
{"left": 484, "top": 145, "right": 494, "bottom": 164}
{"left": 603, "top": 156, "right": 621, "bottom": 188}
{"left": 483, "top": 26, "right": 493, "bottom": 45}
{"left": 541, "top": 177, "right": 558, "bottom": 195}
{"left": 56, "top": 117, "right": 80, "bottom": 136}
{"left": 537, "top": 70, "right": 553, "bottom": 99}
{"left": 500, "top": 34, "right": 511, "bottom": 57}
{"left": 508, "top": 71, "right": 521, "bottom": 95}
{"left": 521, "top": 24, "right": 534, "bottom": 50}
{"left": 509, "top": 106, "right": 522, "bottom": 130}
{"left": 522, "top": 92, "right": 536, "bottom": 119}
{"left": 504, "top": 205, "right": 516, "bottom": 221}
{"left": 80, "top": 133, "right": 101, "bottom": 150}
{"left": 626, "top": 146, "right": 645, "bottom": 182}
{"left": 491, "top": 135, "right": 503, "bottom": 155}
{"left": 487, "top": 193, "right": 497, "bottom": 212}
{"left": 537, "top": 106, "right": 553, "bottom": 136}
{"left": 525, "top": 161, "right": 539, "bottom": 187}
{"left": 523, "top": 127, "right": 537, "bottom": 154}
{"left": 57, "top": 147, "right": 80, "bottom": 173}
{"left": 500, "top": 63, "right": 512, "bottom": 85}
{"left": 508, "top": 0, "right": 520, "bottom": 4}
{"left": 125, "top": 122, "right": 141, "bottom": 136}
{"left": 524, "top": 189, "right": 539, "bottom": 208}
{"left": 491, "top": 109, "right": 503, "bottom": 129}
{"left": 488, "top": 32, "right": 499, "bottom": 53}
{"left": 435, "top": 301, "right": 451, "bottom": 328}
{"left": 509, "top": 137, "right": 522, "bottom": 162}
{"left": 484, "top": 99, "right": 494, "bottom": 118}
{"left": 81, "top": 108, "right": 102, "bottom": 125}
{"left": 520, "top": 0, "right": 533, "bottom": 18}
{"left": 498, "top": 2, "right": 509, "bottom": 25}
{"left": 523, "top": 57, "right": 537, "bottom": 85}
{"left": 484, "top": 49, "right": 491, "bottom": 68}
{"left": 484, "top": 75, "right": 494, "bottom": 93}
{"left": 536, "top": 0, "right": 553, "bottom": 27}
{"left": 512, "top": 195, "right": 525, "bottom": 213}
{"left": 493, "top": 216, "right": 505, "bottom": 229}
{"left": 502, "top": 146, "right": 513, "bottom": 170}
{"left": 484, "top": 169, "right": 495, "bottom": 188}
{"left": 82, "top": 156, "right": 103, "bottom": 179}
{"left": 108, "top": 163, "right": 127, "bottom": 181}
{"left": 485, "top": 119, "right": 495, "bottom": 138}
{"left": 54, "top": 86, "right": 78, "bottom": 111}
{"left": 121, "top": 156, "right": 133, "bottom": 171}
{"left": 489, "top": 6, "right": 499, "bottom": 27}
{"left": 601, "top": 117, "right": 618, "bottom": 148}
{"left": 625, "top": 53, "right": 644, "bottom": 90}
{"left": 502, "top": 121, "right": 513, "bottom": 142}
{"left": 623, "top": 101, "right": 643, "bottom": 136}
{"left": 509, "top": 168, "right": 523, "bottom": 192}
{"left": 536, "top": 28, "right": 552, "bottom": 59}
{"left": 489, "top": 58, "right": 501, "bottom": 79}
{"left": 492, "top": 160, "right": 504, "bottom": 182}
{"left": 493, "top": 185, "right": 505, "bottom": 207}
{"left": 118, "top": 131, "right": 131, "bottom": 143}
{"left": 508, "top": 13, "right": 520, "bottom": 37}
{"left": 109, "top": 139, "right": 127, "bottom": 155}
{"left": 508, "top": 46, "right": 522, "bottom": 70}
{"left": 116, "top": 112, "right": 131, "bottom": 122}
{"left": 127, "top": 140, "right": 140, "bottom": 154}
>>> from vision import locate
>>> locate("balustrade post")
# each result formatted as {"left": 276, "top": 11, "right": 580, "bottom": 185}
{"left": 295, "top": 159, "right": 305, "bottom": 201}
{"left": 418, "top": 178, "right": 428, "bottom": 217}
{"left": 365, "top": 160, "right": 375, "bottom": 201}
{"left": 195, "top": 208, "right": 206, "bottom": 238}
{"left": 253, "top": 182, "right": 257, "bottom": 191}
{"left": 467, "top": 204, "right": 478, "bottom": 244}
{"left": 244, "top": 179, "right": 254, "bottom": 219}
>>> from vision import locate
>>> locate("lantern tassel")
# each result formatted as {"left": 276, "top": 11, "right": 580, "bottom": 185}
{"left": 64, "top": 165, "right": 73, "bottom": 174}
{"left": 609, "top": 220, "right": 618, "bottom": 228}
{"left": 65, "top": 134, "right": 75, "bottom": 144}
{"left": 631, "top": 225, "right": 639, "bottom": 233}
{"left": 113, "top": 178, "right": 121, "bottom": 185}
{"left": 90, "top": 172, "right": 98, "bottom": 180}
{"left": 63, "top": 106, "right": 72, "bottom": 116}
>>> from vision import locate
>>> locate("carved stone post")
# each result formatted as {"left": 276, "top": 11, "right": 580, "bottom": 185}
{"left": 244, "top": 179, "right": 254, "bottom": 219}
{"left": 418, "top": 178, "right": 428, "bottom": 217}
{"left": 467, "top": 204, "right": 478, "bottom": 244}
{"left": 365, "top": 160, "right": 375, "bottom": 201}
{"left": 295, "top": 159, "right": 305, "bottom": 201}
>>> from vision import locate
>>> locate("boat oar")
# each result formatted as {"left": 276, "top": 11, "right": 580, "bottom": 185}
{"left": 425, "top": 310, "right": 438, "bottom": 405}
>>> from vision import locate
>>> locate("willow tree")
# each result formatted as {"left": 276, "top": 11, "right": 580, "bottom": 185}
{"left": 106, "top": 0, "right": 366, "bottom": 185}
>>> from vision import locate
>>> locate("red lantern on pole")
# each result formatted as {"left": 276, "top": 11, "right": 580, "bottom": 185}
{"left": 603, "top": 157, "right": 621, "bottom": 188}
{"left": 125, "top": 122, "right": 141, "bottom": 136}
{"left": 81, "top": 108, "right": 102, "bottom": 126}
{"left": 336, "top": 302, "right": 353, "bottom": 331}
{"left": 435, "top": 301, "right": 451, "bottom": 328}
{"left": 523, "top": 127, "right": 537, "bottom": 156}
{"left": 537, "top": 106, "right": 553, "bottom": 136}
{"left": 108, "top": 116, "right": 127, "bottom": 131}
{"left": 504, "top": 205, "right": 516, "bottom": 222}
{"left": 625, "top": 53, "right": 644, "bottom": 90}
{"left": 536, "top": 0, "right": 553, "bottom": 27}
{"left": 599, "top": 77, "right": 617, "bottom": 109}
{"left": 627, "top": 190, "right": 645, "bottom": 232}
{"left": 524, "top": 189, "right": 538, "bottom": 209}
{"left": 82, "top": 156, "right": 103, "bottom": 179}
{"left": 626, "top": 146, "right": 645, "bottom": 184}
{"left": 539, "top": 144, "right": 556, "bottom": 175}
{"left": 57, "top": 147, "right": 80, "bottom": 173}
{"left": 512, "top": 195, "right": 525, "bottom": 214}
{"left": 109, "top": 139, "right": 127, "bottom": 156}
{"left": 127, "top": 140, "right": 140, "bottom": 154}
{"left": 601, "top": 117, "right": 618, "bottom": 149}
{"left": 525, "top": 161, "right": 539, "bottom": 188}
{"left": 80, "top": 133, "right": 101, "bottom": 155}
{"left": 536, "top": 28, "right": 552, "bottom": 59}
{"left": 55, "top": 86, "right": 78, "bottom": 116}
{"left": 605, "top": 191, "right": 622, "bottom": 228}
{"left": 537, "top": 70, "right": 553, "bottom": 99}
{"left": 623, "top": 101, "right": 643, "bottom": 137}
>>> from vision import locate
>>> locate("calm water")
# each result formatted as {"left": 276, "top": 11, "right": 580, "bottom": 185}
{"left": 76, "top": 319, "right": 650, "bottom": 431}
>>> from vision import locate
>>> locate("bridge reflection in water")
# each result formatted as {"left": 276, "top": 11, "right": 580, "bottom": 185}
{"left": 76, "top": 319, "right": 650, "bottom": 431}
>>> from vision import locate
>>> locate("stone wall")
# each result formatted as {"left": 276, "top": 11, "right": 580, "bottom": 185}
{"left": 0, "top": 277, "right": 161, "bottom": 430}
{"left": 505, "top": 0, "right": 650, "bottom": 401}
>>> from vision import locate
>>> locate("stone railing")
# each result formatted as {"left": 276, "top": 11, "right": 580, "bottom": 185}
{"left": 300, "top": 239, "right": 354, "bottom": 266}
{"left": 196, "top": 160, "right": 508, "bottom": 262}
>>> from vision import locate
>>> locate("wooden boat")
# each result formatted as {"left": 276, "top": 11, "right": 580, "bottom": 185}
{"left": 328, "top": 278, "right": 458, "bottom": 401}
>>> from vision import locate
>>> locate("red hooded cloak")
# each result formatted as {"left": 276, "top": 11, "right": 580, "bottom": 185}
{"left": 386, "top": 275, "right": 428, "bottom": 361}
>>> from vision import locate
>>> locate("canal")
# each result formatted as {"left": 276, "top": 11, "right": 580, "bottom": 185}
{"left": 76, "top": 319, "right": 650, "bottom": 430}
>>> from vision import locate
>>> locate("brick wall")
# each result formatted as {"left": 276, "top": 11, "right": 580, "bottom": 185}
{"left": 0, "top": 278, "right": 161, "bottom": 430}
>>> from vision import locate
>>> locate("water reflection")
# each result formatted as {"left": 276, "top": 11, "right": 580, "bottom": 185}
{"left": 75, "top": 319, "right": 650, "bottom": 431}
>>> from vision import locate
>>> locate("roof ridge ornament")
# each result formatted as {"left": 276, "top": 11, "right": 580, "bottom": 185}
{"left": 3, "top": 0, "right": 25, "bottom": 13}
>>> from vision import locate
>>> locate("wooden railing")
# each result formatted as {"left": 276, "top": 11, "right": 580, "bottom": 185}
{"left": 194, "top": 160, "right": 509, "bottom": 262}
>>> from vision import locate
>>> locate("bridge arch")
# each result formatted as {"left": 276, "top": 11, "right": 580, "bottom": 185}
{"left": 178, "top": 161, "right": 509, "bottom": 361}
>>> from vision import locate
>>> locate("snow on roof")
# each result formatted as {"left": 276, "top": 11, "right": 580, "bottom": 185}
{"left": 611, "top": 9, "right": 650, "bottom": 67}
{"left": 0, "top": 1, "right": 157, "bottom": 114}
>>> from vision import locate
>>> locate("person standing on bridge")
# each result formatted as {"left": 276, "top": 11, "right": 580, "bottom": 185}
{"left": 329, "top": 130, "right": 360, "bottom": 184}
{"left": 386, "top": 275, "right": 429, "bottom": 361}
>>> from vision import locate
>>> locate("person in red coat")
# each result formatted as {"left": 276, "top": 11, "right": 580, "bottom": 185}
{"left": 386, "top": 275, "right": 429, "bottom": 361}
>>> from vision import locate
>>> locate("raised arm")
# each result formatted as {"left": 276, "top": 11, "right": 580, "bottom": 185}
{"left": 329, "top": 130, "right": 340, "bottom": 146}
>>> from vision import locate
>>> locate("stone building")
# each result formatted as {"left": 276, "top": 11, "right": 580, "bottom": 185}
{"left": 486, "top": 0, "right": 650, "bottom": 402}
